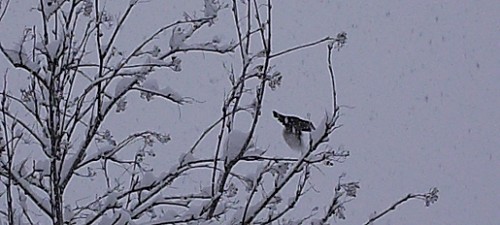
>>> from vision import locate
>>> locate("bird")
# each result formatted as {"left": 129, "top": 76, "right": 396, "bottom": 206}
{"left": 273, "top": 111, "right": 315, "bottom": 153}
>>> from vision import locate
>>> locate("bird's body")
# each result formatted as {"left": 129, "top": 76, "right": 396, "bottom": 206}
{"left": 273, "top": 111, "right": 315, "bottom": 153}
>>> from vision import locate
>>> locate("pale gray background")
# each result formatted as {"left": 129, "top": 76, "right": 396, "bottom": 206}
{"left": 1, "top": 0, "right": 499, "bottom": 224}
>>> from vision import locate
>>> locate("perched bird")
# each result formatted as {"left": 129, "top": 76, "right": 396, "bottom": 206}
{"left": 273, "top": 111, "right": 315, "bottom": 153}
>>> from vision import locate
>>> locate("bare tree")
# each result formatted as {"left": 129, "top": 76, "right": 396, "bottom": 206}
{"left": 0, "top": 0, "right": 438, "bottom": 224}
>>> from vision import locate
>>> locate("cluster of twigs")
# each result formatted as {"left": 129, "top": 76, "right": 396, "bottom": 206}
{"left": 0, "top": 0, "right": 437, "bottom": 224}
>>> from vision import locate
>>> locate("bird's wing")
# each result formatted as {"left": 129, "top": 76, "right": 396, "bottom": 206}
{"left": 273, "top": 111, "right": 315, "bottom": 132}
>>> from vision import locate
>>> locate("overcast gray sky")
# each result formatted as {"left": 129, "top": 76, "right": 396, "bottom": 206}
{"left": 1, "top": 0, "right": 499, "bottom": 224}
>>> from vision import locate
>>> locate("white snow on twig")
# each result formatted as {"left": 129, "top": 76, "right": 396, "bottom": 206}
{"left": 1, "top": 45, "right": 41, "bottom": 72}
{"left": 178, "top": 152, "right": 197, "bottom": 166}
{"left": 34, "top": 159, "right": 51, "bottom": 176}
{"left": 104, "top": 191, "right": 118, "bottom": 206}
{"left": 140, "top": 77, "right": 161, "bottom": 101}
{"left": 311, "top": 112, "right": 330, "bottom": 145}
{"left": 142, "top": 77, "right": 159, "bottom": 91}
{"left": 243, "top": 148, "right": 265, "bottom": 157}
{"left": 146, "top": 56, "right": 172, "bottom": 67}
{"left": 223, "top": 129, "right": 254, "bottom": 164}
{"left": 3, "top": 48, "right": 26, "bottom": 64}
{"left": 139, "top": 172, "right": 158, "bottom": 188}
{"left": 96, "top": 215, "right": 112, "bottom": 225}
{"left": 35, "top": 39, "right": 62, "bottom": 59}
{"left": 97, "top": 143, "right": 114, "bottom": 157}
{"left": 169, "top": 26, "right": 194, "bottom": 50}
{"left": 159, "top": 86, "right": 183, "bottom": 103}
{"left": 101, "top": 100, "right": 112, "bottom": 114}
{"left": 47, "top": 40, "right": 61, "bottom": 59}
{"left": 114, "top": 77, "right": 136, "bottom": 98}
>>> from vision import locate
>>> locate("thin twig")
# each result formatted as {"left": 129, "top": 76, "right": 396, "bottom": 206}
{"left": 364, "top": 193, "right": 424, "bottom": 225}
{"left": 0, "top": 0, "right": 11, "bottom": 22}
{"left": 269, "top": 36, "right": 335, "bottom": 59}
